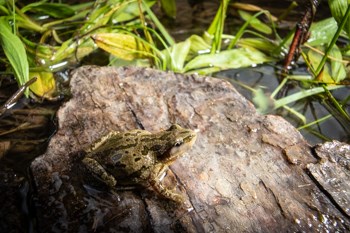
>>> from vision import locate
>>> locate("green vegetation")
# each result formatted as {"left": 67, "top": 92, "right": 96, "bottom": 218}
{"left": 0, "top": 0, "right": 349, "bottom": 141}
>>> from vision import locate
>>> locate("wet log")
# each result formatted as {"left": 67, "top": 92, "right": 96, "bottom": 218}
{"left": 31, "top": 66, "right": 350, "bottom": 232}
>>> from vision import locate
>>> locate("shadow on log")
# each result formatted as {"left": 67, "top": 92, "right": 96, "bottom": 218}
{"left": 31, "top": 66, "right": 350, "bottom": 232}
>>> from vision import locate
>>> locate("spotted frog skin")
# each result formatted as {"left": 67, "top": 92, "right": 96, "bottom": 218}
{"left": 82, "top": 124, "right": 197, "bottom": 202}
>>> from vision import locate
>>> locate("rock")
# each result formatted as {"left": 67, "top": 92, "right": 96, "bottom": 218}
{"left": 307, "top": 141, "right": 350, "bottom": 218}
{"left": 30, "top": 66, "right": 350, "bottom": 232}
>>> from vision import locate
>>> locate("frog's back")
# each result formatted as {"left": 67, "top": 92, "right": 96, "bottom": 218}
{"left": 86, "top": 129, "right": 151, "bottom": 154}
{"left": 85, "top": 129, "right": 156, "bottom": 181}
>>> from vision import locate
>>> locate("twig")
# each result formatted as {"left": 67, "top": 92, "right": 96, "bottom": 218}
{"left": 0, "top": 77, "right": 37, "bottom": 116}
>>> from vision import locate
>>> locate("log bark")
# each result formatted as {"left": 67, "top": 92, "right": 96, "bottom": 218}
{"left": 31, "top": 66, "right": 350, "bottom": 232}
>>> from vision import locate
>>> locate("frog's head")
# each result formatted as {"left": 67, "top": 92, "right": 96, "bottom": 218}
{"left": 157, "top": 124, "right": 197, "bottom": 164}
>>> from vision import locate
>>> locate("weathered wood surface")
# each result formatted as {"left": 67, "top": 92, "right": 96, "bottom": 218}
{"left": 31, "top": 66, "right": 350, "bottom": 232}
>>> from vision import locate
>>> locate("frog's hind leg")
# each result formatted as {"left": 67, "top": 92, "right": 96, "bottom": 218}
{"left": 149, "top": 164, "right": 184, "bottom": 203}
{"left": 82, "top": 157, "right": 117, "bottom": 187}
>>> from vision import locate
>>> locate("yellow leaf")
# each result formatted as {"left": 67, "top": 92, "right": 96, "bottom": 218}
{"left": 92, "top": 33, "right": 147, "bottom": 61}
{"left": 307, "top": 48, "right": 335, "bottom": 83}
{"left": 29, "top": 71, "right": 56, "bottom": 98}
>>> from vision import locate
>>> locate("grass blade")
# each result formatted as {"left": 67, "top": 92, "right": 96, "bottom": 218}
{"left": 274, "top": 85, "right": 344, "bottom": 109}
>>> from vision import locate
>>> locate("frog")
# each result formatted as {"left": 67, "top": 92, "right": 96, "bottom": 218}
{"left": 82, "top": 124, "right": 197, "bottom": 203}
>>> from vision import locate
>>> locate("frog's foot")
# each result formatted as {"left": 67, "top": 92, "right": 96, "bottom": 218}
{"left": 82, "top": 157, "right": 117, "bottom": 187}
{"left": 155, "top": 182, "right": 185, "bottom": 203}
{"left": 149, "top": 164, "right": 187, "bottom": 204}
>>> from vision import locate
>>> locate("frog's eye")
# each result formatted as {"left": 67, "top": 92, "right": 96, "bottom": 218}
{"left": 167, "top": 124, "right": 180, "bottom": 131}
{"left": 174, "top": 140, "right": 183, "bottom": 147}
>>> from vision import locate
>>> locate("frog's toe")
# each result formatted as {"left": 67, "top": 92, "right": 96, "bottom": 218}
{"left": 103, "top": 174, "right": 117, "bottom": 187}
{"left": 172, "top": 194, "right": 186, "bottom": 203}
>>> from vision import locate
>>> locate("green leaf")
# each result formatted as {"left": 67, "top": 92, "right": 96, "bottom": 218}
{"left": 328, "top": 45, "right": 346, "bottom": 82}
{"left": 166, "top": 39, "right": 191, "bottom": 71}
{"left": 328, "top": 0, "right": 350, "bottom": 37}
{"left": 21, "top": 2, "right": 75, "bottom": 19}
{"left": 307, "top": 17, "right": 338, "bottom": 46}
{"left": 162, "top": 35, "right": 211, "bottom": 71}
{"left": 238, "top": 38, "right": 278, "bottom": 54}
{"left": 160, "top": 0, "right": 176, "bottom": 18}
{"left": 21, "top": 36, "right": 58, "bottom": 63}
{"left": 187, "top": 35, "right": 211, "bottom": 54}
{"left": 0, "top": 17, "right": 29, "bottom": 93}
{"left": 184, "top": 47, "right": 273, "bottom": 72}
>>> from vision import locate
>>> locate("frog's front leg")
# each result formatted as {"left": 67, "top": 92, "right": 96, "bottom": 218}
{"left": 82, "top": 157, "right": 117, "bottom": 187}
{"left": 149, "top": 163, "right": 185, "bottom": 203}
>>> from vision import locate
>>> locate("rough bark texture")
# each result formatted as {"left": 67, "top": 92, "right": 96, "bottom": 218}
{"left": 31, "top": 66, "right": 350, "bottom": 232}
